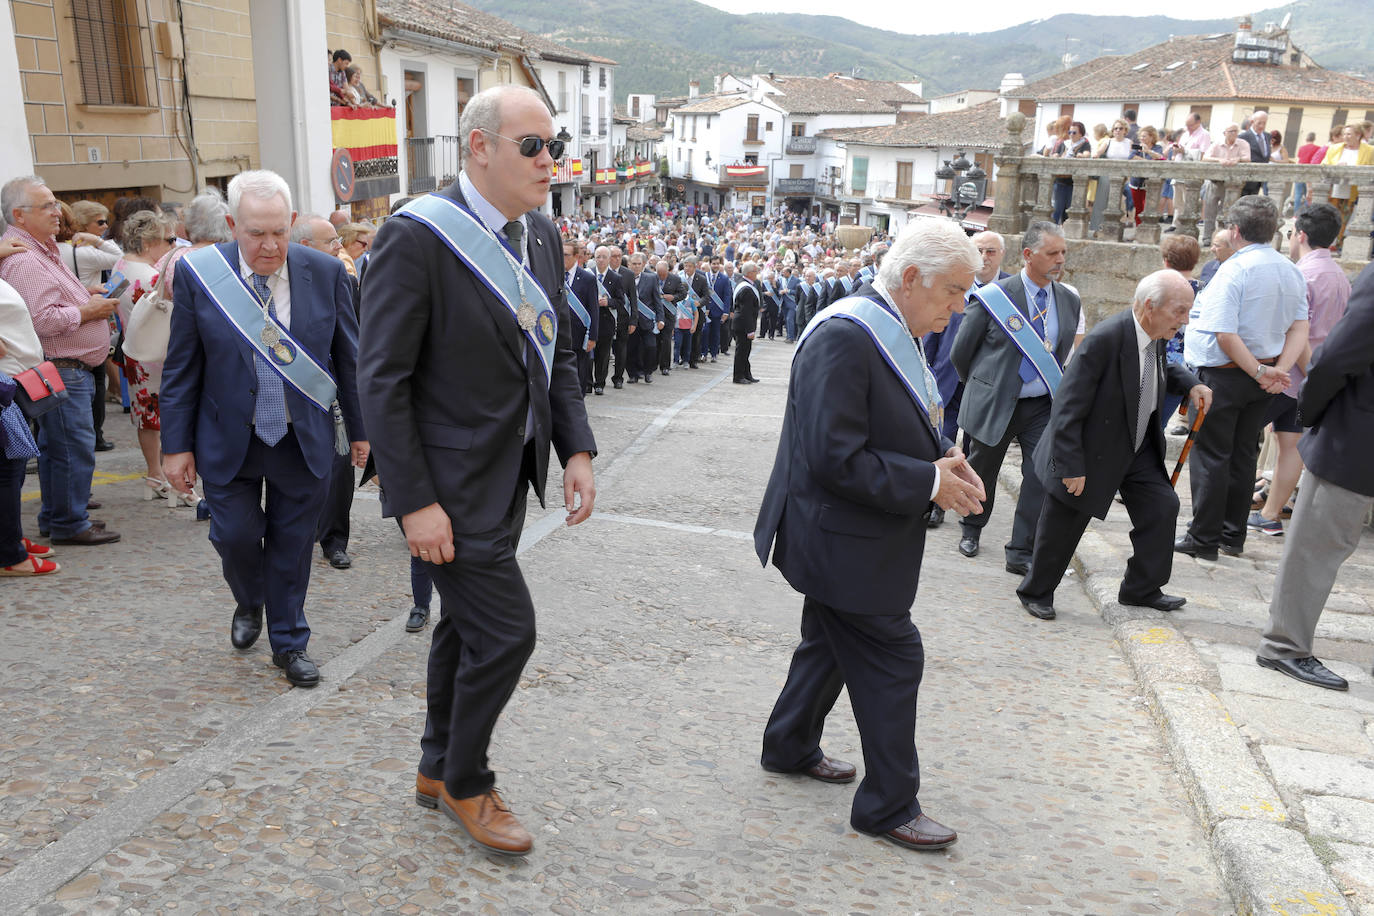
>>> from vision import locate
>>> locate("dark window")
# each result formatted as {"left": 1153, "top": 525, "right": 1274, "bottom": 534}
{"left": 70, "top": 0, "right": 153, "bottom": 106}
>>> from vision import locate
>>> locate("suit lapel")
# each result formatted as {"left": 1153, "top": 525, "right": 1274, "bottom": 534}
{"left": 287, "top": 248, "right": 313, "bottom": 336}
{"left": 1051, "top": 281, "right": 1076, "bottom": 363}
{"left": 1119, "top": 312, "right": 1139, "bottom": 430}
{"left": 448, "top": 185, "right": 529, "bottom": 370}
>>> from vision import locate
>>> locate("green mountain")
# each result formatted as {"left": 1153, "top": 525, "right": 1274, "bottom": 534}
{"left": 464, "top": 0, "right": 1371, "bottom": 102}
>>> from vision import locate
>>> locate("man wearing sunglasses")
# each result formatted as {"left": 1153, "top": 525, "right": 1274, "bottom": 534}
{"left": 358, "top": 85, "right": 597, "bottom": 858}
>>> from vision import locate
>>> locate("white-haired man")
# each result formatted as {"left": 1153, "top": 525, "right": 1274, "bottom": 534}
{"left": 756, "top": 218, "right": 985, "bottom": 853}
{"left": 358, "top": 85, "right": 596, "bottom": 857}
{"left": 161, "top": 171, "right": 369, "bottom": 687}
{"left": 732, "top": 261, "right": 761, "bottom": 383}
{"left": 1017, "top": 270, "right": 1211, "bottom": 620}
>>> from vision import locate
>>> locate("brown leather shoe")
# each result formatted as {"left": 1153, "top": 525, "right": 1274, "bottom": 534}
{"left": 874, "top": 813, "right": 958, "bottom": 851}
{"left": 804, "top": 756, "right": 857, "bottom": 783}
{"left": 415, "top": 771, "right": 441, "bottom": 809}
{"left": 51, "top": 526, "right": 121, "bottom": 546}
{"left": 439, "top": 786, "right": 532, "bottom": 856}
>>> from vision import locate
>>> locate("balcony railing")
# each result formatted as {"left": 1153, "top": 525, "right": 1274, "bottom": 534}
{"left": 581, "top": 116, "right": 591, "bottom": 136}
{"left": 991, "top": 117, "right": 1374, "bottom": 262}
{"left": 405, "top": 135, "right": 460, "bottom": 195}
{"left": 599, "top": 117, "right": 607, "bottom": 136}
{"left": 743, "top": 133, "right": 763, "bottom": 146}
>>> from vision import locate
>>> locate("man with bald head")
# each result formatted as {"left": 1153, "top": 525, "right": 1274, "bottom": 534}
{"left": 1015, "top": 270, "right": 1212, "bottom": 620}
{"left": 359, "top": 84, "right": 597, "bottom": 857}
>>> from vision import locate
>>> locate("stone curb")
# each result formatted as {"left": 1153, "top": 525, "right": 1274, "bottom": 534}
{"left": 996, "top": 464, "right": 1354, "bottom": 915}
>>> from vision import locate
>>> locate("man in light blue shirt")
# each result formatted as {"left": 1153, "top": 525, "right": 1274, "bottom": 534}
{"left": 1176, "top": 195, "right": 1308, "bottom": 560}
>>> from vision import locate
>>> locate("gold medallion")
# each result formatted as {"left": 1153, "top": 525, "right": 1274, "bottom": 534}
{"left": 516, "top": 301, "right": 537, "bottom": 331}
{"left": 272, "top": 343, "right": 295, "bottom": 365}
{"left": 260, "top": 322, "right": 280, "bottom": 348}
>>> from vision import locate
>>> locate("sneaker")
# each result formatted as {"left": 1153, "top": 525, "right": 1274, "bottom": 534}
{"left": 1247, "top": 512, "right": 1283, "bottom": 536}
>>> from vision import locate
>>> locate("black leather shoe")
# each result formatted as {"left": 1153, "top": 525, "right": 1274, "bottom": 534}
{"left": 926, "top": 506, "right": 945, "bottom": 529}
{"left": 1019, "top": 595, "right": 1056, "bottom": 620}
{"left": 612, "top": 379, "right": 623, "bottom": 389}
{"left": 1121, "top": 593, "right": 1187, "bottom": 612}
{"left": 231, "top": 603, "right": 263, "bottom": 649}
{"left": 1173, "top": 534, "right": 1218, "bottom": 561}
{"left": 1005, "top": 561, "right": 1029, "bottom": 576}
{"left": 865, "top": 813, "right": 958, "bottom": 851}
{"left": 94, "top": 438, "right": 115, "bottom": 452}
{"left": 405, "top": 605, "right": 430, "bottom": 633}
{"left": 327, "top": 550, "right": 351, "bottom": 570}
{"left": 642, "top": 375, "right": 652, "bottom": 384}
{"left": 627, "top": 376, "right": 640, "bottom": 383}
{"left": 1257, "top": 655, "right": 1347, "bottom": 690}
{"left": 593, "top": 386, "right": 604, "bottom": 395}
{"left": 1220, "top": 542, "right": 1244, "bottom": 557}
{"left": 273, "top": 650, "right": 320, "bottom": 688}
{"left": 51, "top": 527, "right": 120, "bottom": 545}
{"left": 660, "top": 369, "right": 670, "bottom": 376}
{"left": 958, "top": 537, "right": 979, "bottom": 558}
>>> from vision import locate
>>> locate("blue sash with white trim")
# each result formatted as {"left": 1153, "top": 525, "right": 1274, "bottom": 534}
{"left": 396, "top": 194, "right": 556, "bottom": 388}
{"left": 564, "top": 281, "right": 591, "bottom": 347}
{"left": 679, "top": 285, "right": 698, "bottom": 323}
{"left": 797, "top": 295, "right": 942, "bottom": 437}
{"left": 970, "top": 282, "right": 1063, "bottom": 396}
{"left": 179, "top": 246, "right": 336, "bottom": 412}
{"left": 596, "top": 275, "right": 610, "bottom": 305}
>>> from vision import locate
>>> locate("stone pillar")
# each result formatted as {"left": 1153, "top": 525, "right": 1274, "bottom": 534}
{"left": 0, "top": 8, "right": 34, "bottom": 180}
{"left": 248, "top": 0, "right": 336, "bottom": 215}
{"left": 1345, "top": 181, "right": 1374, "bottom": 261}
{"left": 1265, "top": 176, "right": 1289, "bottom": 250}
{"left": 1175, "top": 178, "right": 1203, "bottom": 242}
{"left": 1062, "top": 177, "right": 1090, "bottom": 240}
{"left": 988, "top": 113, "right": 1026, "bottom": 238}
{"left": 1135, "top": 178, "right": 1163, "bottom": 246}
{"left": 1101, "top": 175, "right": 1125, "bottom": 242}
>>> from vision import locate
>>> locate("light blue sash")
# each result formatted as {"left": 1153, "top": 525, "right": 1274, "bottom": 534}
{"left": 634, "top": 277, "right": 657, "bottom": 331}
{"left": 970, "top": 282, "right": 1063, "bottom": 396}
{"left": 811, "top": 282, "right": 824, "bottom": 298}
{"left": 797, "top": 295, "right": 942, "bottom": 436}
{"left": 564, "top": 281, "right": 591, "bottom": 347}
{"left": 397, "top": 194, "right": 555, "bottom": 388}
{"left": 596, "top": 274, "right": 611, "bottom": 305}
{"left": 680, "top": 283, "right": 698, "bottom": 323}
{"left": 179, "top": 246, "right": 336, "bottom": 412}
{"left": 707, "top": 284, "right": 726, "bottom": 313}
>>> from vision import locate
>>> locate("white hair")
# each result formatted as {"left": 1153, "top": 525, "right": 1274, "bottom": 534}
{"left": 184, "top": 187, "right": 231, "bottom": 243}
{"left": 970, "top": 230, "right": 1005, "bottom": 251}
{"left": 741, "top": 261, "right": 760, "bottom": 276}
{"left": 290, "top": 213, "right": 328, "bottom": 244}
{"left": 227, "top": 170, "right": 292, "bottom": 220}
{"left": 1133, "top": 269, "right": 1190, "bottom": 309}
{"left": 877, "top": 218, "right": 980, "bottom": 290}
{"left": 1, "top": 175, "right": 46, "bottom": 222}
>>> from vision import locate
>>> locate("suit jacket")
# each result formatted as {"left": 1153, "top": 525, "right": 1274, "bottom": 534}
{"left": 1033, "top": 309, "right": 1198, "bottom": 518}
{"left": 633, "top": 270, "right": 666, "bottom": 331}
{"left": 684, "top": 270, "right": 711, "bottom": 323}
{"left": 161, "top": 241, "right": 364, "bottom": 486}
{"left": 1298, "top": 262, "right": 1374, "bottom": 497}
{"left": 784, "top": 275, "right": 801, "bottom": 311}
{"left": 599, "top": 266, "right": 625, "bottom": 320}
{"left": 615, "top": 264, "right": 638, "bottom": 324}
{"left": 1239, "top": 127, "right": 1271, "bottom": 164}
{"left": 922, "top": 271, "right": 1011, "bottom": 405}
{"left": 733, "top": 281, "right": 760, "bottom": 336}
{"left": 567, "top": 266, "right": 599, "bottom": 341}
{"left": 950, "top": 272, "right": 1082, "bottom": 446}
{"left": 827, "top": 277, "right": 846, "bottom": 306}
{"left": 709, "top": 272, "right": 732, "bottom": 319}
{"left": 755, "top": 291, "right": 953, "bottom": 615}
{"left": 356, "top": 180, "right": 595, "bottom": 532}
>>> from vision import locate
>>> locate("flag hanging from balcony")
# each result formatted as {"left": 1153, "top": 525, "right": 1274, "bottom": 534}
{"left": 571, "top": 159, "right": 584, "bottom": 177}
{"left": 724, "top": 165, "right": 767, "bottom": 179}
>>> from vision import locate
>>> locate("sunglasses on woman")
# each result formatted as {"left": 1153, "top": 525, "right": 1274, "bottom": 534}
{"left": 480, "top": 129, "right": 565, "bottom": 161}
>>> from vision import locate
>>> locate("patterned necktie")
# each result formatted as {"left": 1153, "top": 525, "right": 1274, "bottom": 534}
{"left": 503, "top": 219, "right": 523, "bottom": 256}
{"left": 1135, "top": 342, "right": 1157, "bottom": 451}
{"left": 1018, "top": 287, "right": 1050, "bottom": 386}
{"left": 251, "top": 273, "right": 287, "bottom": 446}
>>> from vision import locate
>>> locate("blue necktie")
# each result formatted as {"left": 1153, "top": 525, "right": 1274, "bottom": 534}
{"left": 251, "top": 273, "right": 288, "bottom": 446}
{"left": 1018, "top": 287, "right": 1049, "bottom": 386}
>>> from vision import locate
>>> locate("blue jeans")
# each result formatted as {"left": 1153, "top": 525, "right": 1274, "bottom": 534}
{"left": 35, "top": 366, "right": 96, "bottom": 539}
{"left": 673, "top": 327, "right": 693, "bottom": 364}
{"left": 1293, "top": 182, "right": 1308, "bottom": 218}
{"left": 783, "top": 304, "right": 797, "bottom": 340}
{"left": 1, "top": 456, "right": 28, "bottom": 566}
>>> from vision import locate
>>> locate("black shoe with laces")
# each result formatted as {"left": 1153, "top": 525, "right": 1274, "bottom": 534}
{"left": 405, "top": 606, "right": 430, "bottom": 633}
{"left": 1256, "top": 655, "right": 1347, "bottom": 691}
{"left": 272, "top": 650, "right": 320, "bottom": 688}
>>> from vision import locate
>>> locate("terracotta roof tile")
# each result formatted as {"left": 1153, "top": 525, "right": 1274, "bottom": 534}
{"left": 764, "top": 75, "right": 923, "bottom": 114}
{"left": 378, "top": 0, "right": 615, "bottom": 66}
{"left": 816, "top": 100, "right": 1005, "bottom": 149}
{"left": 674, "top": 95, "right": 752, "bottom": 114}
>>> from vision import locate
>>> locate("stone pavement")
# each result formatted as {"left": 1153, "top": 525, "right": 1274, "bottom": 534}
{"left": 998, "top": 428, "right": 1374, "bottom": 915}
{"left": 0, "top": 339, "right": 1236, "bottom": 913}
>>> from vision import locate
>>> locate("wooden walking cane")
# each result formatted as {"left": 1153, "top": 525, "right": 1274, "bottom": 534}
{"left": 1170, "top": 405, "right": 1206, "bottom": 489}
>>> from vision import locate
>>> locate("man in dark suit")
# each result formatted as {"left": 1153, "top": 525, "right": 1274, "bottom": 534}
{"left": 161, "top": 170, "right": 368, "bottom": 689}
{"left": 1256, "top": 262, "right": 1374, "bottom": 691}
{"left": 950, "top": 221, "right": 1081, "bottom": 574}
{"left": 610, "top": 245, "right": 637, "bottom": 388}
{"left": 563, "top": 238, "right": 599, "bottom": 395}
{"left": 1016, "top": 271, "right": 1210, "bottom": 620}
{"left": 782, "top": 266, "right": 801, "bottom": 341}
{"left": 357, "top": 85, "right": 596, "bottom": 857}
{"left": 756, "top": 218, "right": 985, "bottom": 851}
{"left": 921, "top": 230, "right": 1008, "bottom": 528}
{"left": 627, "top": 251, "right": 664, "bottom": 384}
{"left": 592, "top": 245, "right": 622, "bottom": 394}
{"left": 657, "top": 259, "right": 684, "bottom": 375}
{"left": 702, "top": 255, "right": 730, "bottom": 363}
{"left": 732, "top": 262, "right": 761, "bottom": 383}
{"left": 713, "top": 259, "right": 733, "bottom": 357}
{"left": 1238, "top": 109, "right": 1270, "bottom": 196}
{"left": 826, "top": 264, "right": 846, "bottom": 307}
{"left": 681, "top": 255, "right": 711, "bottom": 368}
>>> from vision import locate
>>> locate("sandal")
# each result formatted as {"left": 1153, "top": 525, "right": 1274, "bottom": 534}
{"left": 143, "top": 477, "right": 172, "bottom": 500}
{"left": 0, "top": 555, "right": 60, "bottom": 576}
{"left": 22, "top": 538, "right": 54, "bottom": 559}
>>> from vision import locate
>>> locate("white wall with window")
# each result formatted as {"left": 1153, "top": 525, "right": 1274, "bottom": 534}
{"left": 379, "top": 39, "right": 486, "bottom": 201}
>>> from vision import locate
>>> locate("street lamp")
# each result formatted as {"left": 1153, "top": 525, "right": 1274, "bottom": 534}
{"left": 935, "top": 150, "right": 987, "bottom": 223}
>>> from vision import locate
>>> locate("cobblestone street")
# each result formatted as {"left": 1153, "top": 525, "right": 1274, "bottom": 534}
{"left": 1, "top": 340, "right": 1232, "bottom": 914}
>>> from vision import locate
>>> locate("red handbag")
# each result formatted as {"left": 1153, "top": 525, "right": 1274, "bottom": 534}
{"left": 13, "top": 361, "right": 70, "bottom": 419}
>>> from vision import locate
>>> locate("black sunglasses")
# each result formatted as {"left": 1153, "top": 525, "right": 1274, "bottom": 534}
{"left": 481, "top": 129, "right": 565, "bottom": 160}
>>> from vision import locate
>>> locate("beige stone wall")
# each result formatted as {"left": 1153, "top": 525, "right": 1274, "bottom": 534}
{"left": 325, "top": 0, "right": 382, "bottom": 99}
{"left": 177, "top": 0, "right": 257, "bottom": 181}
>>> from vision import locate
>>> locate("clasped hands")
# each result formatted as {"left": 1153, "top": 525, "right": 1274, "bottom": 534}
{"left": 933, "top": 447, "right": 985, "bottom": 517}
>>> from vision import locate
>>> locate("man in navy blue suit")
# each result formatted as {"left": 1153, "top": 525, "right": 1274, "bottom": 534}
{"left": 161, "top": 170, "right": 368, "bottom": 689}
{"left": 922, "top": 230, "right": 1008, "bottom": 528}
{"left": 755, "top": 218, "right": 985, "bottom": 852}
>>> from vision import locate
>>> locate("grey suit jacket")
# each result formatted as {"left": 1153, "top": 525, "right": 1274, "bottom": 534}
{"left": 949, "top": 272, "right": 1081, "bottom": 446}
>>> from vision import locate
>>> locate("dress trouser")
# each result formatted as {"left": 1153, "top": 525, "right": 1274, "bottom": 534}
{"left": 1187, "top": 366, "right": 1274, "bottom": 550}
{"left": 961, "top": 394, "right": 1052, "bottom": 564}
{"left": 732, "top": 333, "right": 753, "bottom": 381}
{"left": 0, "top": 457, "right": 28, "bottom": 567}
{"left": 1018, "top": 437, "right": 1179, "bottom": 606}
{"left": 762, "top": 597, "right": 924, "bottom": 834}
{"left": 611, "top": 310, "right": 629, "bottom": 384}
{"left": 315, "top": 452, "right": 354, "bottom": 556}
{"left": 689, "top": 321, "right": 704, "bottom": 367}
{"left": 657, "top": 323, "right": 674, "bottom": 371}
{"left": 202, "top": 427, "right": 327, "bottom": 654}
{"left": 418, "top": 447, "right": 534, "bottom": 800}
{"left": 593, "top": 307, "right": 616, "bottom": 388}
{"left": 1259, "top": 471, "right": 1374, "bottom": 660}
{"left": 629, "top": 330, "right": 658, "bottom": 379}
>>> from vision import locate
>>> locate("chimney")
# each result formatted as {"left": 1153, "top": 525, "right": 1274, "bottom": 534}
{"left": 688, "top": 80, "right": 700, "bottom": 98}
{"left": 768, "top": 71, "right": 775, "bottom": 81}
{"left": 999, "top": 72, "right": 1026, "bottom": 94}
